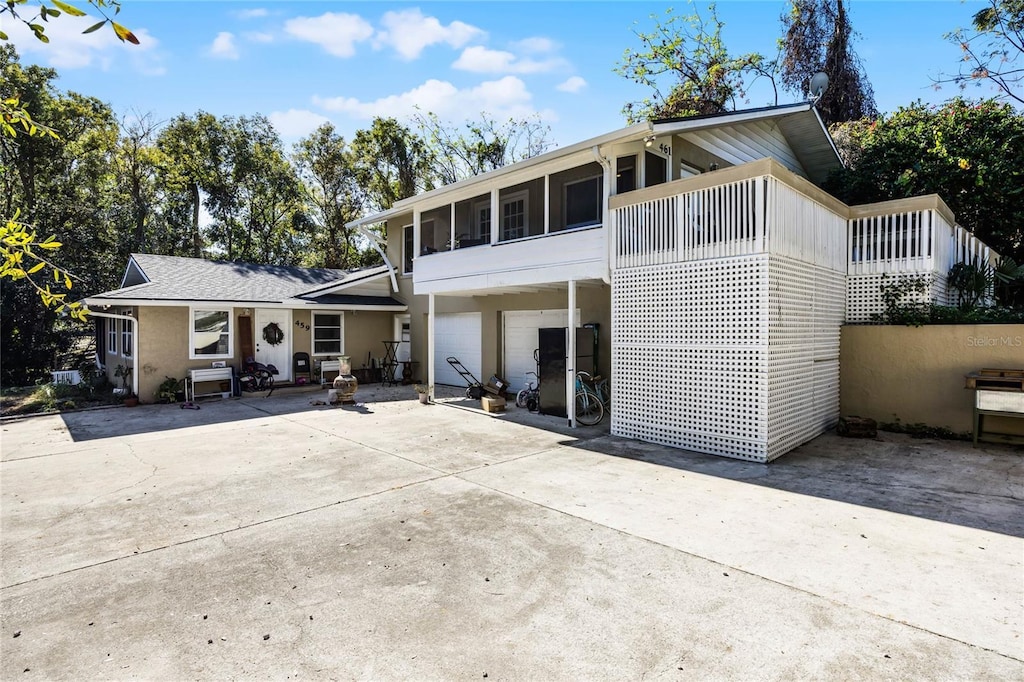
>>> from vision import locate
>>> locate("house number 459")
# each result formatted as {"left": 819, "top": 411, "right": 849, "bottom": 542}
{"left": 295, "top": 321, "right": 310, "bottom": 331}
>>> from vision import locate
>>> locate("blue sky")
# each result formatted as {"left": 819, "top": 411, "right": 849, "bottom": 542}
{"left": 6, "top": 1, "right": 989, "bottom": 147}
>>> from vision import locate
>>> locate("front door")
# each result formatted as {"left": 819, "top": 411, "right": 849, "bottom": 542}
{"left": 254, "top": 309, "right": 292, "bottom": 381}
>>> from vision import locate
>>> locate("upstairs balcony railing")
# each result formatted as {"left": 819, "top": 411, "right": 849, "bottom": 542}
{"left": 609, "top": 158, "right": 848, "bottom": 273}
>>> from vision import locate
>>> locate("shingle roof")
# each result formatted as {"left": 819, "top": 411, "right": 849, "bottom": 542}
{"left": 87, "top": 254, "right": 397, "bottom": 306}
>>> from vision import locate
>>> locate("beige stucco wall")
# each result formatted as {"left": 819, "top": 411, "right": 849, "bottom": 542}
{"left": 841, "top": 325, "right": 1024, "bottom": 435}
{"left": 128, "top": 306, "right": 401, "bottom": 402}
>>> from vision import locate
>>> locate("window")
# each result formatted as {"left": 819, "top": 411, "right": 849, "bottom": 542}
{"left": 402, "top": 225, "right": 414, "bottom": 274}
{"left": 644, "top": 151, "right": 667, "bottom": 187}
{"left": 475, "top": 202, "right": 491, "bottom": 243}
{"left": 191, "top": 309, "right": 232, "bottom": 358}
{"left": 563, "top": 175, "right": 602, "bottom": 229}
{"left": 501, "top": 192, "right": 528, "bottom": 241}
{"left": 616, "top": 155, "right": 637, "bottom": 194}
{"left": 120, "top": 309, "right": 133, "bottom": 357}
{"left": 313, "top": 313, "right": 343, "bottom": 355}
{"left": 107, "top": 317, "right": 118, "bottom": 356}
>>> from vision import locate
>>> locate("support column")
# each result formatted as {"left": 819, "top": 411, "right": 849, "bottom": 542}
{"left": 567, "top": 279, "right": 577, "bottom": 428}
{"left": 490, "top": 189, "right": 499, "bottom": 245}
{"left": 413, "top": 210, "right": 421, "bottom": 264}
{"left": 428, "top": 293, "right": 436, "bottom": 403}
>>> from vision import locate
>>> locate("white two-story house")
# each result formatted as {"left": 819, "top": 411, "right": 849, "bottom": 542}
{"left": 349, "top": 102, "right": 993, "bottom": 463}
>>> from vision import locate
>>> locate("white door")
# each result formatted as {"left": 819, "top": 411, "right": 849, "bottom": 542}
{"left": 392, "top": 314, "right": 412, "bottom": 383}
{"left": 434, "top": 312, "right": 481, "bottom": 387}
{"left": 503, "top": 309, "right": 580, "bottom": 391}
{"left": 255, "top": 309, "right": 292, "bottom": 381}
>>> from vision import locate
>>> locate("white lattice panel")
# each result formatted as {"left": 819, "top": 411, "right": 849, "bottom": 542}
{"left": 612, "top": 256, "right": 770, "bottom": 462}
{"left": 846, "top": 272, "right": 939, "bottom": 323}
{"left": 766, "top": 256, "right": 844, "bottom": 461}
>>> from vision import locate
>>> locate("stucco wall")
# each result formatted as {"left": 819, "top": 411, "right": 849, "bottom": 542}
{"left": 841, "top": 325, "right": 1024, "bottom": 435}
{"left": 131, "top": 306, "right": 402, "bottom": 401}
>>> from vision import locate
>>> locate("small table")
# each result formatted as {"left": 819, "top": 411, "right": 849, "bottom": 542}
{"left": 382, "top": 341, "right": 400, "bottom": 387}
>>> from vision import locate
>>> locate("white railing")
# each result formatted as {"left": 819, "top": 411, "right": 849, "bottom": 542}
{"left": 611, "top": 160, "right": 848, "bottom": 271}
{"left": 848, "top": 207, "right": 996, "bottom": 276}
{"left": 615, "top": 177, "right": 765, "bottom": 268}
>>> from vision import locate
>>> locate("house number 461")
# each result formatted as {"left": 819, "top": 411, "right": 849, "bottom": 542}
{"left": 658, "top": 143, "right": 672, "bottom": 156}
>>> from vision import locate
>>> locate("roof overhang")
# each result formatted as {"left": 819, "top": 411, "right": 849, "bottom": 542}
{"left": 83, "top": 297, "right": 408, "bottom": 312}
{"left": 296, "top": 264, "right": 395, "bottom": 297}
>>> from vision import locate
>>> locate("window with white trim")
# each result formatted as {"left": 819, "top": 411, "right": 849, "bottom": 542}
{"left": 402, "top": 225, "right": 414, "bottom": 274}
{"left": 312, "top": 313, "right": 344, "bottom": 355}
{"left": 500, "top": 191, "right": 528, "bottom": 241}
{"left": 120, "top": 308, "right": 133, "bottom": 357}
{"left": 474, "top": 201, "right": 491, "bottom": 243}
{"left": 190, "top": 308, "right": 232, "bottom": 359}
{"left": 107, "top": 317, "right": 118, "bottom": 356}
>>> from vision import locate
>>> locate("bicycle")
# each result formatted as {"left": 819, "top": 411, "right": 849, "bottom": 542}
{"left": 515, "top": 371, "right": 540, "bottom": 412}
{"left": 574, "top": 371, "right": 610, "bottom": 426}
{"left": 238, "top": 357, "right": 277, "bottom": 396}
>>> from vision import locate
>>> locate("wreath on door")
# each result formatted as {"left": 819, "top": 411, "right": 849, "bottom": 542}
{"left": 262, "top": 322, "right": 285, "bottom": 346}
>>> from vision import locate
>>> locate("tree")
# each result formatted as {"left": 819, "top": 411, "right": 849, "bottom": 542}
{"left": 0, "top": 0, "right": 138, "bottom": 44}
{"left": 156, "top": 112, "right": 229, "bottom": 258}
{"left": 936, "top": 0, "right": 1024, "bottom": 106}
{"left": 615, "top": 3, "right": 776, "bottom": 123}
{"left": 292, "top": 123, "right": 363, "bottom": 269}
{"left": 205, "top": 115, "right": 305, "bottom": 264}
{"left": 112, "top": 112, "right": 163, "bottom": 256}
{"left": 779, "top": 0, "right": 877, "bottom": 125}
{"left": 413, "top": 111, "right": 554, "bottom": 185}
{"left": 2, "top": 47, "right": 123, "bottom": 384}
{"left": 350, "top": 117, "right": 434, "bottom": 213}
{"left": 826, "top": 98, "right": 1024, "bottom": 266}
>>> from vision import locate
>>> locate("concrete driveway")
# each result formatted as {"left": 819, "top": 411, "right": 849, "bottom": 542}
{"left": 1, "top": 388, "right": 1021, "bottom": 680}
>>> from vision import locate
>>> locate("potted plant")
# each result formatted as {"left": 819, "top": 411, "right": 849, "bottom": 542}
{"left": 114, "top": 364, "right": 137, "bottom": 406}
{"left": 155, "top": 376, "right": 184, "bottom": 404}
{"left": 413, "top": 384, "right": 432, "bottom": 404}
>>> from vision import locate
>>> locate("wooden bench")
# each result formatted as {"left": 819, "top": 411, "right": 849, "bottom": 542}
{"left": 320, "top": 360, "right": 341, "bottom": 385}
{"left": 186, "top": 367, "right": 234, "bottom": 402}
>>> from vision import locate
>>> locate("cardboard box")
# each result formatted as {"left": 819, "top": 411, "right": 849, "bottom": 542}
{"left": 481, "top": 395, "right": 506, "bottom": 413}
{"left": 484, "top": 375, "right": 509, "bottom": 397}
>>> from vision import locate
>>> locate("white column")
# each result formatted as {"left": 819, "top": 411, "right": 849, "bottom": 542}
{"left": 428, "top": 293, "right": 436, "bottom": 402}
{"left": 544, "top": 174, "right": 550, "bottom": 234}
{"left": 566, "top": 279, "right": 577, "bottom": 428}
{"left": 490, "top": 189, "right": 499, "bottom": 245}
{"left": 450, "top": 203, "right": 456, "bottom": 250}
{"left": 413, "top": 210, "right": 421, "bottom": 265}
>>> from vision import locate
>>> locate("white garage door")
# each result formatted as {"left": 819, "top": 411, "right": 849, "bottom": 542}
{"left": 503, "top": 309, "right": 579, "bottom": 392}
{"left": 434, "top": 312, "right": 482, "bottom": 387}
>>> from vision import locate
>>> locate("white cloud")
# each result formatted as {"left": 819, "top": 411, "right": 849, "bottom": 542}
{"left": 556, "top": 76, "right": 587, "bottom": 94}
{"left": 237, "top": 8, "right": 269, "bottom": 19}
{"left": 208, "top": 32, "right": 240, "bottom": 60}
{"left": 511, "top": 37, "right": 558, "bottom": 54}
{"left": 269, "top": 109, "right": 331, "bottom": 139}
{"left": 452, "top": 46, "right": 565, "bottom": 75}
{"left": 284, "top": 12, "right": 374, "bottom": 58}
{"left": 374, "top": 8, "right": 485, "bottom": 60}
{"left": 6, "top": 14, "right": 163, "bottom": 73}
{"left": 245, "top": 31, "right": 274, "bottom": 44}
{"left": 313, "top": 76, "right": 555, "bottom": 123}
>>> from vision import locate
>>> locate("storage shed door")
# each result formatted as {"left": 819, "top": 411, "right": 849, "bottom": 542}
{"left": 434, "top": 313, "right": 482, "bottom": 388}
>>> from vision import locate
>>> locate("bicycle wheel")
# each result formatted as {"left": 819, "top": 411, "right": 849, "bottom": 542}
{"left": 516, "top": 388, "right": 530, "bottom": 408}
{"left": 574, "top": 390, "right": 604, "bottom": 426}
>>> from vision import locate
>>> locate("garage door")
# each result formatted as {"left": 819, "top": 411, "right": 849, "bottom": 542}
{"left": 503, "top": 309, "right": 579, "bottom": 391}
{"left": 434, "top": 312, "right": 482, "bottom": 388}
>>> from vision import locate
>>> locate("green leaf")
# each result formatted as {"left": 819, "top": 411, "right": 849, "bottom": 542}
{"left": 82, "top": 20, "right": 106, "bottom": 34}
{"left": 52, "top": 0, "right": 87, "bottom": 17}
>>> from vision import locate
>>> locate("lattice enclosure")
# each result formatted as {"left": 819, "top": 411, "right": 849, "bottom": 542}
{"left": 613, "top": 256, "right": 771, "bottom": 462}
{"left": 846, "top": 272, "right": 947, "bottom": 323}
{"left": 767, "top": 255, "right": 845, "bottom": 460}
